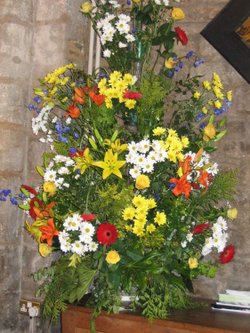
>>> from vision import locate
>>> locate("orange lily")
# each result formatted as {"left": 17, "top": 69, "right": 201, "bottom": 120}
{"left": 74, "top": 87, "right": 85, "bottom": 104}
{"left": 40, "top": 218, "right": 59, "bottom": 247}
{"left": 33, "top": 202, "right": 55, "bottom": 220}
{"left": 170, "top": 175, "right": 192, "bottom": 198}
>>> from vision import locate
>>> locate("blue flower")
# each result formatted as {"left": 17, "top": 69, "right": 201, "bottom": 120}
{"left": 34, "top": 96, "right": 42, "bottom": 104}
{"left": 10, "top": 196, "right": 18, "bottom": 205}
{"left": 186, "top": 50, "right": 194, "bottom": 59}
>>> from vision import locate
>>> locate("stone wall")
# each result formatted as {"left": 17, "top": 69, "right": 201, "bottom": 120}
{"left": 0, "top": 0, "right": 249, "bottom": 332}
{"left": 0, "top": 0, "right": 89, "bottom": 332}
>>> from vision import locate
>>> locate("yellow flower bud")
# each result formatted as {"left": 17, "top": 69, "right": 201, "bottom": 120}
{"left": 43, "top": 181, "right": 57, "bottom": 196}
{"left": 80, "top": 2, "right": 93, "bottom": 13}
{"left": 135, "top": 175, "right": 150, "bottom": 190}
{"left": 39, "top": 243, "right": 52, "bottom": 257}
{"left": 106, "top": 250, "right": 121, "bottom": 264}
{"left": 188, "top": 257, "right": 198, "bottom": 269}
{"left": 227, "top": 208, "right": 238, "bottom": 220}
{"left": 203, "top": 123, "right": 216, "bottom": 141}
{"left": 171, "top": 7, "right": 185, "bottom": 20}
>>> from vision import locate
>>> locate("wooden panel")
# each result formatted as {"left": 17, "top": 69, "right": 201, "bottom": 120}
{"left": 61, "top": 305, "right": 250, "bottom": 333}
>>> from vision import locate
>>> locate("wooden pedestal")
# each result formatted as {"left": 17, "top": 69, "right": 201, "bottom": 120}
{"left": 61, "top": 304, "right": 250, "bottom": 333}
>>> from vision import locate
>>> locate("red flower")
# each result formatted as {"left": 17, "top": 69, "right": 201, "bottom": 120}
{"left": 21, "top": 185, "right": 38, "bottom": 196}
{"left": 81, "top": 213, "right": 96, "bottom": 222}
{"left": 192, "top": 223, "right": 210, "bottom": 234}
{"left": 96, "top": 223, "right": 118, "bottom": 246}
{"left": 175, "top": 27, "right": 188, "bottom": 45}
{"left": 67, "top": 105, "right": 80, "bottom": 118}
{"left": 123, "top": 91, "right": 143, "bottom": 100}
{"left": 29, "top": 197, "right": 44, "bottom": 219}
{"left": 219, "top": 245, "right": 235, "bottom": 264}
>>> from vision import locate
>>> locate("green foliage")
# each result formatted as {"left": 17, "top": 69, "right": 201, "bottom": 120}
{"left": 137, "top": 74, "right": 172, "bottom": 136}
{"left": 34, "top": 255, "right": 96, "bottom": 322}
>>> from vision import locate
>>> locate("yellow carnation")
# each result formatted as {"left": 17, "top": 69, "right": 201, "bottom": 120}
{"left": 171, "top": 7, "right": 185, "bottom": 20}
{"left": 106, "top": 250, "right": 121, "bottom": 264}
{"left": 125, "top": 99, "right": 136, "bottom": 109}
{"left": 39, "top": 243, "right": 52, "bottom": 257}
{"left": 43, "top": 181, "right": 57, "bottom": 196}
{"left": 80, "top": 2, "right": 93, "bottom": 13}
{"left": 227, "top": 90, "right": 232, "bottom": 101}
{"left": 188, "top": 257, "right": 198, "bottom": 269}
{"left": 203, "top": 123, "right": 216, "bottom": 141}
{"left": 135, "top": 175, "right": 150, "bottom": 190}
{"left": 227, "top": 208, "right": 238, "bottom": 220}
{"left": 193, "top": 91, "right": 201, "bottom": 99}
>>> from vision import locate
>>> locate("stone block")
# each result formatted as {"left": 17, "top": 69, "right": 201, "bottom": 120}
{"left": 0, "top": 22, "right": 33, "bottom": 63}
{"left": 0, "top": 291, "right": 20, "bottom": 333}
{"left": 0, "top": 126, "right": 27, "bottom": 172}
{"left": 0, "top": 244, "right": 21, "bottom": 291}
{"left": 0, "top": 0, "right": 33, "bottom": 22}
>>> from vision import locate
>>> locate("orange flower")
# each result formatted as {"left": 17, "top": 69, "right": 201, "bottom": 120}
{"left": 197, "top": 170, "right": 209, "bottom": 188}
{"left": 40, "top": 218, "right": 59, "bottom": 246}
{"left": 74, "top": 87, "right": 85, "bottom": 105}
{"left": 67, "top": 105, "right": 80, "bottom": 118}
{"left": 89, "top": 91, "right": 105, "bottom": 106}
{"left": 170, "top": 175, "right": 192, "bottom": 198}
{"left": 33, "top": 202, "right": 55, "bottom": 219}
{"left": 179, "top": 155, "right": 192, "bottom": 175}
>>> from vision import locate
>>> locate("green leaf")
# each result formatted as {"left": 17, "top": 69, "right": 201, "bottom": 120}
{"left": 18, "top": 204, "right": 30, "bottom": 210}
{"left": 20, "top": 187, "right": 30, "bottom": 198}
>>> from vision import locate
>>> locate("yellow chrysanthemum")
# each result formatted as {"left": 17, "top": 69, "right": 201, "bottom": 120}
{"left": 154, "top": 211, "right": 167, "bottom": 225}
{"left": 123, "top": 207, "right": 136, "bottom": 220}
{"left": 146, "top": 224, "right": 156, "bottom": 234}
{"left": 153, "top": 127, "right": 166, "bottom": 136}
{"left": 125, "top": 99, "right": 136, "bottom": 109}
{"left": 132, "top": 195, "right": 147, "bottom": 207}
{"left": 147, "top": 198, "right": 157, "bottom": 209}
{"left": 132, "top": 224, "right": 145, "bottom": 237}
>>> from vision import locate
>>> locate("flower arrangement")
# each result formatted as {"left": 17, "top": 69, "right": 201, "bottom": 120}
{"left": 1, "top": 0, "right": 238, "bottom": 331}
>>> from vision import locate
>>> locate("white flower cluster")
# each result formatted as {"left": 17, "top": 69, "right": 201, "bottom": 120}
{"left": 95, "top": 12, "right": 135, "bottom": 57}
{"left": 153, "top": 0, "right": 170, "bottom": 5}
{"left": 32, "top": 105, "right": 54, "bottom": 143}
{"left": 126, "top": 139, "right": 168, "bottom": 178}
{"left": 58, "top": 213, "right": 98, "bottom": 256}
{"left": 43, "top": 155, "right": 75, "bottom": 189}
{"left": 201, "top": 216, "right": 228, "bottom": 256}
{"left": 184, "top": 151, "right": 219, "bottom": 184}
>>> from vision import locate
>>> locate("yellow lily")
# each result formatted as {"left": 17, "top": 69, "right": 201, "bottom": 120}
{"left": 104, "top": 139, "right": 128, "bottom": 154}
{"left": 94, "top": 149, "right": 126, "bottom": 179}
{"left": 73, "top": 148, "right": 93, "bottom": 174}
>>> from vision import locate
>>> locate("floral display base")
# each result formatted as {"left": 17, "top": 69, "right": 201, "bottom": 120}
{"left": 61, "top": 304, "right": 250, "bottom": 333}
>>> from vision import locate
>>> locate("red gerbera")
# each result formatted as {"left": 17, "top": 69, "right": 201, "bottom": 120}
{"left": 219, "top": 245, "right": 235, "bottom": 264}
{"left": 123, "top": 91, "right": 143, "bottom": 100}
{"left": 81, "top": 213, "right": 96, "bottom": 222}
{"left": 192, "top": 223, "right": 210, "bottom": 234}
{"left": 96, "top": 223, "right": 118, "bottom": 246}
{"left": 175, "top": 27, "right": 188, "bottom": 45}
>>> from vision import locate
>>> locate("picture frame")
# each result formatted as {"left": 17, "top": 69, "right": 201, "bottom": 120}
{"left": 201, "top": 0, "right": 250, "bottom": 84}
